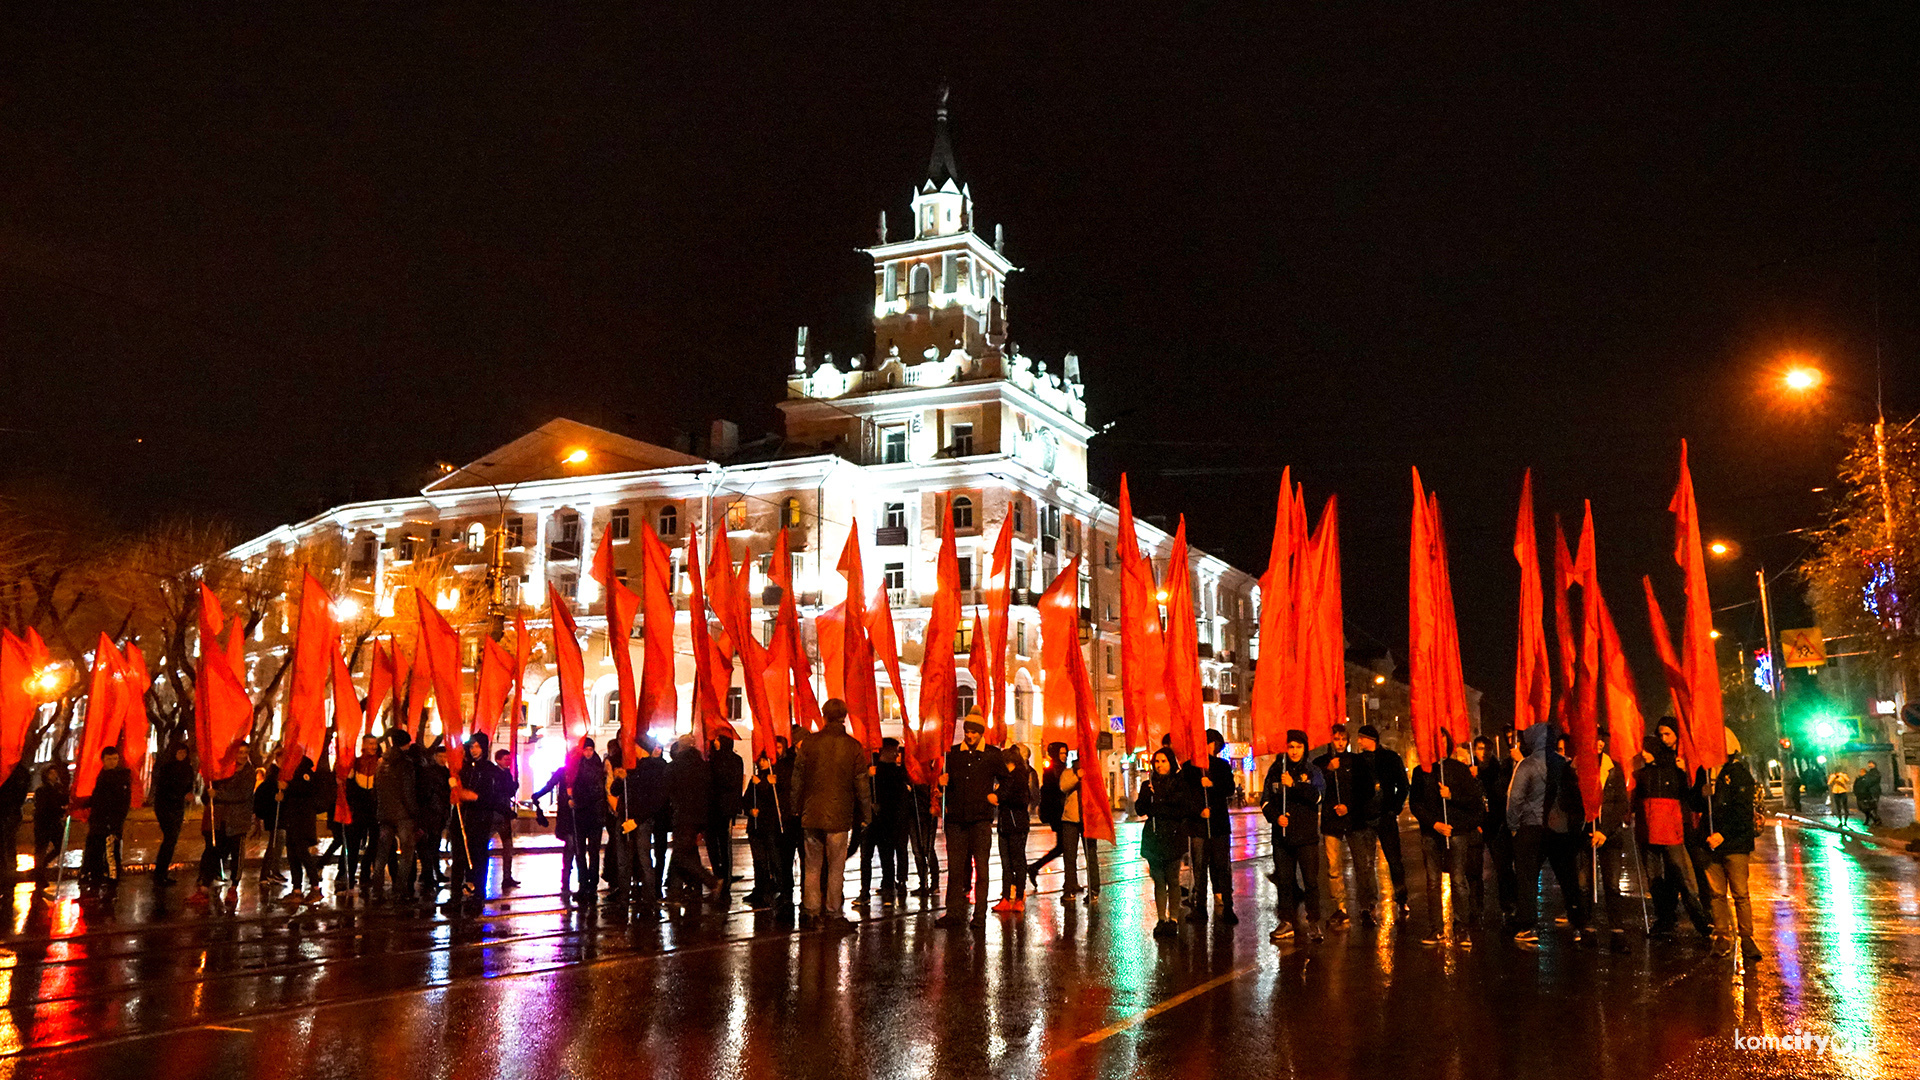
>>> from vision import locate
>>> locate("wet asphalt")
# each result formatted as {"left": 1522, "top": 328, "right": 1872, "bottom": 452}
{"left": 0, "top": 811, "right": 1913, "bottom": 1080}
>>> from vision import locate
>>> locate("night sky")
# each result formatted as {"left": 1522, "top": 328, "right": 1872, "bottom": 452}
{"left": 4, "top": 7, "right": 1917, "bottom": 719}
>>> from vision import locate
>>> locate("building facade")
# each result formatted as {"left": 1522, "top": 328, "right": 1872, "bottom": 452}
{"left": 225, "top": 102, "right": 1260, "bottom": 799}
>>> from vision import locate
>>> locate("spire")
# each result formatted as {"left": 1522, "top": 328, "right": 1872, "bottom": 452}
{"left": 926, "top": 83, "right": 959, "bottom": 189}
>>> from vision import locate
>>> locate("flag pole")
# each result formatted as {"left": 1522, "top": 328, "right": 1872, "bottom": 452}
{"left": 1627, "top": 831, "right": 1652, "bottom": 933}
{"left": 49, "top": 816, "right": 72, "bottom": 897}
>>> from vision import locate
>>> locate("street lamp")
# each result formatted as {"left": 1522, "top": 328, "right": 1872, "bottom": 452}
{"left": 1779, "top": 362, "right": 1894, "bottom": 550}
{"left": 438, "top": 444, "right": 594, "bottom": 638}
{"left": 1710, "top": 536, "right": 1788, "bottom": 754}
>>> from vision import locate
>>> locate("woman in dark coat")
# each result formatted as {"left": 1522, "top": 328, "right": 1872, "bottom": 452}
{"left": 1134, "top": 747, "right": 1194, "bottom": 938}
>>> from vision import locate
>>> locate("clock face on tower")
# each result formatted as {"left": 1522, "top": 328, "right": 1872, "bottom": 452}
{"left": 1018, "top": 427, "right": 1058, "bottom": 473}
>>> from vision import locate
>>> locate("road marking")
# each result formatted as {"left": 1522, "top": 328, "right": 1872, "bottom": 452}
{"left": 1050, "top": 963, "right": 1258, "bottom": 1059}
{"left": 200, "top": 1026, "right": 251, "bottom": 1034}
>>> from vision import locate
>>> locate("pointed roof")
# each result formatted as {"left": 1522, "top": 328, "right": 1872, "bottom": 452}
{"left": 924, "top": 83, "right": 960, "bottom": 190}
{"left": 422, "top": 418, "right": 705, "bottom": 493}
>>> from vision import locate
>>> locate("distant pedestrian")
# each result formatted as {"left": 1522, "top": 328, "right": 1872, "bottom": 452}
{"left": 1827, "top": 767, "right": 1853, "bottom": 825}
{"left": 1135, "top": 746, "right": 1193, "bottom": 939}
{"left": 1855, "top": 763, "right": 1882, "bottom": 827}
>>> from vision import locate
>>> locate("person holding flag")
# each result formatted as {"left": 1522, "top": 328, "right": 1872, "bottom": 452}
{"left": 77, "top": 746, "right": 134, "bottom": 896}
{"left": 1582, "top": 730, "right": 1635, "bottom": 951}
{"left": 1702, "top": 729, "right": 1763, "bottom": 962}
{"left": 1262, "top": 730, "right": 1325, "bottom": 945}
{"left": 1409, "top": 734, "right": 1485, "bottom": 943}
{"left": 1633, "top": 718, "right": 1713, "bottom": 941}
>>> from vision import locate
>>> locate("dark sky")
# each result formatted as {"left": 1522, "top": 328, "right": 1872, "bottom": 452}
{"left": 4, "top": 7, "right": 1917, "bottom": 718}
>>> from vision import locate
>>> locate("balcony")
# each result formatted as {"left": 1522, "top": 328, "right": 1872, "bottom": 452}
{"left": 1201, "top": 687, "right": 1219, "bottom": 704}
{"left": 1219, "top": 692, "right": 1241, "bottom": 707}
{"left": 1197, "top": 642, "right": 1215, "bottom": 660}
{"left": 874, "top": 526, "right": 909, "bottom": 547}
{"left": 887, "top": 587, "right": 908, "bottom": 609}
{"left": 547, "top": 542, "right": 582, "bottom": 563}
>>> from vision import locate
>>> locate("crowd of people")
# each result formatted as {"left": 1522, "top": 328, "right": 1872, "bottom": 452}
{"left": 0, "top": 698, "right": 1774, "bottom": 965}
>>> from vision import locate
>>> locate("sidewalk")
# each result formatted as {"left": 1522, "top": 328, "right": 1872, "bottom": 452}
{"left": 1770, "top": 793, "right": 1920, "bottom": 854}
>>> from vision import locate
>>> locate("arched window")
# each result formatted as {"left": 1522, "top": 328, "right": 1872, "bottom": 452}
{"left": 658, "top": 504, "right": 679, "bottom": 537}
{"left": 956, "top": 684, "right": 976, "bottom": 718}
{"left": 951, "top": 495, "right": 974, "bottom": 531}
{"left": 465, "top": 522, "right": 487, "bottom": 552}
{"left": 909, "top": 264, "right": 931, "bottom": 308}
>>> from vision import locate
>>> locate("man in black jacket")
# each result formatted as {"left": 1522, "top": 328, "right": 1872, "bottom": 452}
{"left": 664, "top": 734, "right": 721, "bottom": 905}
{"left": 1262, "top": 730, "right": 1325, "bottom": 943}
{"left": 1410, "top": 735, "right": 1485, "bottom": 940}
{"left": 570, "top": 738, "right": 612, "bottom": 904}
{"left": 991, "top": 742, "right": 1031, "bottom": 912}
{"left": 78, "top": 747, "right": 134, "bottom": 894}
{"left": 1315, "top": 725, "right": 1379, "bottom": 927}
{"left": 277, "top": 753, "right": 324, "bottom": 903}
{"left": 870, "top": 739, "right": 913, "bottom": 907}
{"left": 706, "top": 735, "right": 745, "bottom": 906}
{"left": 492, "top": 748, "right": 520, "bottom": 889}
{"left": 1473, "top": 734, "right": 1517, "bottom": 920}
{"left": 0, "top": 762, "right": 30, "bottom": 893}
{"left": 1703, "top": 729, "right": 1761, "bottom": 961}
{"left": 623, "top": 738, "right": 670, "bottom": 906}
{"left": 935, "top": 714, "right": 1001, "bottom": 928}
{"left": 743, "top": 746, "right": 782, "bottom": 909}
{"left": 416, "top": 743, "right": 453, "bottom": 898}
{"left": 149, "top": 741, "right": 196, "bottom": 886}
{"left": 455, "top": 733, "right": 508, "bottom": 901}
{"left": 1185, "top": 729, "right": 1238, "bottom": 925}
{"left": 1583, "top": 731, "right": 1635, "bottom": 950}
{"left": 773, "top": 732, "right": 803, "bottom": 907}
{"left": 1357, "top": 725, "right": 1411, "bottom": 917}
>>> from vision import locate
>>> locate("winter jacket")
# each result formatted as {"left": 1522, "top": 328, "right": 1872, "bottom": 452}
{"left": 942, "top": 743, "right": 1003, "bottom": 825}
{"left": 532, "top": 767, "right": 575, "bottom": 839}
{"left": 418, "top": 757, "right": 453, "bottom": 831}
{"left": 1707, "top": 757, "right": 1759, "bottom": 857}
{"left": 746, "top": 762, "right": 783, "bottom": 836}
{"left": 1545, "top": 750, "right": 1583, "bottom": 834}
{"left": 1410, "top": 758, "right": 1485, "bottom": 840}
{"left": 773, "top": 746, "right": 801, "bottom": 832}
{"left": 151, "top": 754, "right": 197, "bottom": 820}
{"left": 279, "top": 756, "right": 320, "bottom": 841}
{"left": 1188, "top": 753, "right": 1235, "bottom": 839}
{"left": 1133, "top": 773, "right": 1193, "bottom": 865}
{"left": 1038, "top": 762, "right": 1068, "bottom": 827}
{"left": 874, "top": 760, "right": 912, "bottom": 831}
{"left": 344, "top": 755, "right": 379, "bottom": 825}
{"left": 1477, "top": 751, "right": 1512, "bottom": 831}
{"left": 375, "top": 746, "right": 421, "bottom": 824}
{"left": 1314, "top": 748, "right": 1376, "bottom": 838}
{"left": 0, "top": 764, "right": 30, "bottom": 825}
{"left": 627, "top": 755, "right": 669, "bottom": 823}
{"left": 996, "top": 757, "right": 1031, "bottom": 832}
{"left": 571, "top": 753, "right": 609, "bottom": 831}
{"left": 707, "top": 745, "right": 745, "bottom": 824}
{"left": 1365, "top": 746, "right": 1411, "bottom": 823}
{"left": 1592, "top": 754, "right": 1632, "bottom": 842}
{"left": 1633, "top": 737, "right": 1695, "bottom": 845}
{"left": 1857, "top": 768, "right": 1884, "bottom": 805}
{"left": 87, "top": 765, "right": 134, "bottom": 832}
{"left": 1506, "top": 725, "right": 1554, "bottom": 830}
{"left": 32, "top": 780, "right": 69, "bottom": 846}
{"left": 461, "top": 757, "right": 511, "bottom": 816}
{"left": 793, "top": 719, "right": 874, "bottom": 832}
{"left": 212, "top": 771, "right": 254, "bottom": 836}
{"left": 1260, "top": 755, "right": 1324, "bottom": 847}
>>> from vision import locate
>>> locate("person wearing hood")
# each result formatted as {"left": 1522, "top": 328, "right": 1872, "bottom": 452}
{"left": 934, "top": 712, "right": 1002, "bottom": 929}
{"left": 1262, "top": 729, "right": 1325, "bottom": 944}
{"left": 1634, "top": 717, "right": 1712, "bottom": 939}
{"left": 1356, "top": 724, "right": 1412, "bottom": 919}
{"left": 743, "top": 745, "right": 784, "bottom": 910}
{"left": 149, "top": 740, "right": 197, "bottom": 887}
{"left": 1136, "top": 746, "right": 1195, "bottom": 939}
{"left": 416, "top": 742, "right": 454, "bottom": 896}
{"left": 275, "top": 752, "right": 325, "bottom": 904}
{"left": 706, "top": 734, "right": 745, "bottom": 906}
{"left": 341, "top": 735, "right": 380, "bottom": 894}
{"left": 1314, "top": 724, "right": 1380, "bottom": 928}
{"left": 1582, "top": 731, "right": 1635, "bottom": 951}
{"left": 1505, "top": 723, "right": 1586, "bottom": 941}
{"left": 1702, "top": 729, "right": 1763, "bottom": 962}
{"left": 1411, "top": 733, "right": 1485, "bottom": 941}
{"left": 454, "top": 733, "right": 504, "bottom": 902}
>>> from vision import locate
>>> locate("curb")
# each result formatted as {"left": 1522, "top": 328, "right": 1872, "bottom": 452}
{"left": 1773, "top": 812, "right": 1920, "bottom": 855}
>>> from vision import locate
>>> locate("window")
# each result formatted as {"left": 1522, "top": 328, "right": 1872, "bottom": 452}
{"left": 556, "top": 570, "right": 578, "bottom": 600}
{"left": 507, "top": 517, "right": 525, "bottom": 548}
{"left": 670, "top": 552, "right": 685, "bottom": 594}
{"left": 614, "top": 567, "right": 629, "bottom": 585}
{"left": 884, "top": 502, "right": 906, "bottom": 530}
{"left": 951, "top": 496, "right": 975, "bottom": 531}
{"left": 957, "top": 555, "right": 974, "bottom": 590}
{"left": 941, "top": 253, "right": 956, "bottom": 292}
{"left": 1013, "top": 560, "right": 1029, "bottom": 592}
{"left": 884, "top": 263, "right": 899, "bottom": 301}
{"left": 609, "top": 508, "right": 630, "bottom": 541}
{"left": 1106, "top": 645, "right": 1116, "bottom": 676}
{"left": 950, "top": 423, "right": 974, "bottom": 457}
{"left": 1015, "top": 622, "right": 1028, "bottom": 657}
{"left": 605, "top": 693, "right": 621, "bottom": 728}
{"left": 727, "top": 687, "right": 743, "bottom": 720}
{"left": 727, "top": 500, "right": 749, "bottom": 531}
{"left": 1066, "top": 519, "right": 1079, "bottom": 553}
{"left": 658, "top": 505, "right": 679, "bottom": 537}
{"left": 884, "top": 563, "right": 905, "bottom": 591}
{"left": 1013, "top": 499, "right": 1025, "bottom": 534}
{"left": 465, "top": 523, "right": 487, "bottom": 552}
{"left": 396, "top": 535, "right": 415, "bottom": 562}
{"left": 956, "top": 684, "right": 976, "bottom": 716}
{"left": 882, "top": 426, "right": 907, "bottom": 464}
{"left": 1103, "top": 539, "right": 1113, "bottom": 568}
{"left": 558, "top": 513, "right": 581, "bottom": 554}
{"left": 430, "top": 527, "right": 442, "bottom": 550}
{"left": 909, "top": 264, "right": 931, "bottom": 306}
{"left": 782, "top": 497, "right": 804, "bottom": 528}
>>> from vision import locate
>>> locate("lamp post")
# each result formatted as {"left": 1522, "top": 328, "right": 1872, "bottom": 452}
{"left": 435, "top": 445, "right": 593, "bottom": 639}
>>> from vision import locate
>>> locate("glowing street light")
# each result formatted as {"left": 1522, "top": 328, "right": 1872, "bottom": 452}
{"left": 28, "top": 665, "right": 66, "bottom": 699}
{"left": 1708, "top": 540, "right": 1732, "bottom": 557}
{"left": 1782, "top": 366, "right": 1824, "bottom": 392}
{"left": 1709, "top": 629, "right": 1722, "bottom": 640}
{"left": 562, "top": 448, "right": 590, "bottom": 465}
{"left": 334, "top": 597, "right": 362, "bottom": 621}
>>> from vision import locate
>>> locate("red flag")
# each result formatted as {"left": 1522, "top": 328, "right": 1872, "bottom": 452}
{"left": 401, "top": 640, "right": 430, "bottom": 738}
{"left": 687, "top": 528, "right": 730, "bottom": 753}
{"left": 475, "top": 636, "right": 512, "bottom": 743}
{"left": 1429, "top": 498, "right": 1471, "bottom": 755}
{"left": 764, "top": 618, "right": 793, "bottom": 740}
{"left": 771, "top": 528, "right": 822, "bottom": 732}
{"left": 120, "top": 642, "right": 151, "bottom": 794}
{"left": 1670, "top": 440, "right": 1726, "bottom": 773}
{"left": 918, "top": 496, "right": 962, "bottom": 770}
{"left": 836, "top": 523, "right": 881, "bottom": 752}
{"left": 1301, "top": 495, "right": 1343, "bottom": 752}
{"left": 509, "top": 609, "right": 530, "bottom": 779}
{"left": 1642, "top": 576, "right": 1697, "bottom": 767}
{"left": 414, "top": 586, "right": 466, "bottom": 747}
{"left": 0, "top": 630, "right": 34, "bottom": 781}
{"left": 867, "top": 586, "right": 910, "bottom": 766}
{"left": 965, "top": 608, "right": 989, "bottom": 729}
{"left": 547, "top": 582, "right": 590, "bottom": 745}
{"left": 637, "top": 523, "right": 679, "bottom": 744}
{"left": 331, "top": 644, "right": 364, "bottom": 824}
{"left": 592, "top": 526, "right": 641, "bottom": 764}
{"left": 1512, "top": 471, "right": 1552, "bottom": 731}
{"left": 1116, "top": 476, "right": 1170, "bottom": 753}
{"left": 984, "top": 511, "right": 1015, "bottom": 746}
{"left": 1161, "top": 517, "right": 1205, "bottom": 762}
{"left": 196, "top": 598, "right": 252, "bottom": 782}
{"left": 1250, "top": 471, "right": 1296, "bottom": 758}
{"left": 1408, "top": 472, "right": 1442, "bottom": 768}
{"left": 74, "top": 634, "right": 128, "bottom": 802}
{"left": 819, "top": 603, "right": 846, "bottom": 699}
{"left": 191, "top": 583, "right": 224, "bottom": 773}
{"left": 1569, "top": 502, "right": 1603, "bottom": 819}
{"left": 1596, "top": 590, "right": 1645, "bottom": 791}
{"left": 713, "top": 536, "right": 774, "bottom": 763}
{"left": 1551, "top": 518, "right": 1578, "bottom": 726}
{"left": 1041, "top": 555, "right": 1117, "bottom": 844}
{"left": 364, "top": 639, "right": 395, "bottom": 732}
{"left": 283, "top": 571, "right": 337, "bottom": 779}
